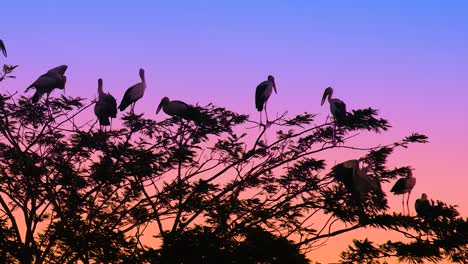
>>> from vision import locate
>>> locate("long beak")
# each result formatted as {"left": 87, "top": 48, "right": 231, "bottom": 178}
{"left": 273, "top": 80, "right": 277, "bottom": 94}
{"left": 320, "top": 91, "right": 328, "bottom": 106}
{"left": 156, "top": 102, "right": 163, "bottom": 114}
{"left": 0, "top": 40, "right": 7, "bottom": 57}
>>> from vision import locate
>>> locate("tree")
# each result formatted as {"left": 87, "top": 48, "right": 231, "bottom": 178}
{"left": 0, "top": 59, "right": 467, "bottom": 264}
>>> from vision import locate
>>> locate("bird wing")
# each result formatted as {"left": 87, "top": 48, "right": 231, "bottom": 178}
{"left": 255, "top": 81, "right": 268, "bottom": 111}
{"left": 171, "top": 100, "right": 190, "bottom": 111}
{"left": 0, "top": 39, "right": 7, "bottom": 57}
{"left": 415, "top": 198, "right": 430, "bottom": 216}
{"left": 405, "top": 177, "right": 416, "bottom": 190}
{"left": 47, "top": 65, "right": 67, "bottom": 75}
{"left": 390, "top": 178, "right": 406, "bottom": 193}
{"left": 118, "top": 85, "right": 135, "bottom": 111}
{"left": 26, "top": 74, "right": 54, "bottom": 92}
{"left": 94, "top": 100, "right": 103, "bottom": 116}
{"left": 331, "top": 162, "right": 355, "bottom": 192}
{"left": 104, "top": 93, "right": 118, "bottom": 118}
{"left": 334, "top": 99, "right": 346, "bottom": 114}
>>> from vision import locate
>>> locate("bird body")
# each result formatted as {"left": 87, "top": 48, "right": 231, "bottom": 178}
{"left": 0, "top": 39, "right": 7, "bottom": 57}
{"left": 354, "top": 165, "right": 381, "bottom": 196}
{"left": 321, "top": 87, "right": 347, "bottom": 125}
{"left": 255, "top": 75, "right": 277, "bottom": 125}
{"left": 390, "top": 170, "right": 416, "bottom": 215}
{"left": 119, "top": 68, "right": 146, "bottom": 112}
{"left": 415, "top": 193, "right": 431, "bottom": 217}
{"left": 156, "top": 97, "right": 201, "bottom": 121}
{"left": 255, "top": 81, "right": 273, "bottom": 111}
{"left": 94, "top": 79, "right": 117, "bottom": 129}
{"left": 390, "top": 176, "right": 416, "bottom": 195}
{"left": 26, "top": 65, "right": 68, "bottom": 103}
{"left": 333, "top": 159, "right": 381, "bottom": 198}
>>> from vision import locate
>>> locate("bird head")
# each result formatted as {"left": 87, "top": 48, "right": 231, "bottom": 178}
{"left": 156, "top": 97, "right": 170, "bottom": 114}
{"left": 268, "top": 75, "right": 277, "bottom": 94}
{"left": 321, "top": 87, "right": 333, "bottom": 106}
{"left": 139, "top": 68, "right": 145, "bottom": 80}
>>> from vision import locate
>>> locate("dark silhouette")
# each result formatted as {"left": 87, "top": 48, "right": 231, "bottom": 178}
{"left": 255, "top": 74, "right": 277, "bottom": 125}
{"left": 0, "top": 39, "right": 7, "bottom": 57}
{"left": 156, "top": 96, "right": 203, "bottom": 122}
{"left": 415, "top": 193, "right": 432, "bottom": 217}
{"left": 25, "top": 65, "right": 67, "bottom": 103}
{"left": 94, "top": 78, "right": 117, "bottom": 130}
{"left": 0, "top": 48, "right": 467, "bottom": 264}
{"left": 118, "top": 68, "right": 146, "bottom": 113}
{"left": 390, "top": 169, "right": 417, "bottom": 215}
{"left": 321, "top": 86, "right": 347, "bottom": 126}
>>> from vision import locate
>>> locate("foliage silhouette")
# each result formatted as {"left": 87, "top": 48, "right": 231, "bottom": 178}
{"left": 0, "top": 60, "right": 467, "bottom": 264}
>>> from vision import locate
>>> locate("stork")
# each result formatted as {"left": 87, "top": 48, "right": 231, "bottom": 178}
{"left": 354, "top": 163, "right": 382, "bottom": 197}
{"left": 332, "top": 159, "right": 381, "bottom": 199}
{"left": 255, "top": 75, "right": 277, "bottom": 126}
{"left": 118, "top": 68, "right": 146, "bottom": 113}
{"left": 390, "top": 169, "right": 416, "bottom": 215}
{"left": 0, "top": 39, "right": 7, "bottom": 57}
{"left": 415, "top": 193, "right": 431, "bottom": 218}
{"left": 25, "top": 65, "right": 67, "bottom": 103}
{"left": 321, "top": 87, "right": 347, "bottom": 126}
{"left": 156, "top": 97, "right": 201, "bottom": 122}
{"left": 94, "top": 79, "right": 117, "bottom": 131}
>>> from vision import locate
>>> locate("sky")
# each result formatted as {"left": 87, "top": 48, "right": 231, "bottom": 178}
{"left": 1, "top": 1, "right": 468, "bottom": 263}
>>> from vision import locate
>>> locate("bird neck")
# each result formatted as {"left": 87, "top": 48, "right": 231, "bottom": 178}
{"left": 98, "top": 86, "right": 104, "bottom": 96}
{"left": 328, "top": 91, "right": 333, "bottom": 102}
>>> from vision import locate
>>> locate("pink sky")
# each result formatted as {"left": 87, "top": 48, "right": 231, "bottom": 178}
{"left": 1, "top": 1, "right": 467, "bottom": 263}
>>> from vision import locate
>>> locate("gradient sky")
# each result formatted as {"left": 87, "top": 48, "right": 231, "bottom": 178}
{"left": 2, "top": 1, "right": 467, "bottom": 263}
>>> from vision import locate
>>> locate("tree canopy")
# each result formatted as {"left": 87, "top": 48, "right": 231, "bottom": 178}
{"left": 0, "top": 60, "right": 467, "bottom": 264}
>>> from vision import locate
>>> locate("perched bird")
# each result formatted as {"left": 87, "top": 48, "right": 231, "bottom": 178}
{"left": 0, "top": 39, "right": 7, "bottom": 57}
{"left": 353, "top": 164, "right": 382, "bottom": 197}
{"left": 332, "top": 159, "right": 358, "bottom": 192}
{"left": 415, "top": 193, "right": 431, "bottom": 218}
{"left": 94, "top": 79, "right": 117, "bottom": 131}
{"left": 119, "top": 68, "right": 146, "bottom": 113}
{"left": 321, "top": 87, "right": 347, "bottom": 125}
{"left": 390, "top": 169, "right": 416, "bottom": 215}
{"left": 25, "top": 65, "right": 68, "bottom": 103}
{"left": 332, "top": 159, "right": 381, "bottom": 199}
{"left": 255, "top": 75, "right": 277, "bottom": 126}
{"left": 156, "top": 97, "right": 201, "bottom": 122}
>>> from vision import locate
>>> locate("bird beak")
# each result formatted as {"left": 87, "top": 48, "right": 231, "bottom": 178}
{"left": 320, "top": 90, "right": 328, "bottom": 106}
{"left": 273, "top": 80, "right": 277, "bottom": 94}
{"left": 0, "top": 40, "right": 7, "bottom": 57}
{"left": 156, "top": 101, "right": 163, "bottom": 114}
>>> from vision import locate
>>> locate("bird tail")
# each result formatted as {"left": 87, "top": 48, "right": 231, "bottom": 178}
{"left": 255, "top": 100, "right": 264, "bottom": 112}
{"left": 98, "top": 116, "right": 111, "bottom": 126}
{"left": 32, "top": 91, "right": 43, "bottom": 103}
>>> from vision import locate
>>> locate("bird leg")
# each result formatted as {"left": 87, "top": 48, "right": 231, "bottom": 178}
{"left": 259, "top": 111, "right": 262, "bottom": 129}
{"left": 332, "top": 123, "right": 337, "bottom": 144}
{"left": 406, "top": 190, "right": 412, "bottom": 216}
{"left": 265, "top": 102, "right": 269, "bottom": 124}
{"left": 401, "top": 195, "right": 405, "bottom": 215}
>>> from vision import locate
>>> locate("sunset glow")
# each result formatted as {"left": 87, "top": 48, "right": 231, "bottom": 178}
{"left": 1, "top": 1, "right": 467, "bottom": 263}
